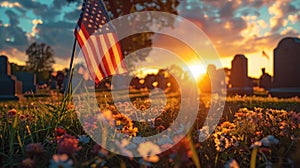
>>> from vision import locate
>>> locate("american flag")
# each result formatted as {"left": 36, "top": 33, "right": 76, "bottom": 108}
{"left": 262, "top": 50, "right": 269, "bottom": 60}
{"left": 74, "top": 0, "right": 127, "bottom": 85}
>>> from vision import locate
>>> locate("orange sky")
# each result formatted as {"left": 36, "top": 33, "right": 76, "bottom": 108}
{"left": 1, "top": 0, "right": 300, "bottom": 78}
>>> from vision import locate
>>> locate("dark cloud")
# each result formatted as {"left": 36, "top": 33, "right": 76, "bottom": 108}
{"left": 239, "top": 9, "right": 260, "bottom": 18}
{"left": 179, "top": 2, "right": 247, "bottom": 57}
{"left": 219, "top": 2, "right": 235, "bottom": 18}
{"left": 64, "top": 9, "right": 81, "bottom": 21}
{"left": 178, "top": 0, "right": 300, "bottom": 58}
{"left": 36, "top": 21, "right": 75, "bottom": 59}
{"left": 0, "top": 10, "right": 28, "bottom": 51}
{"left": 0, "top": 24, "right": 29, "bottom": 51}
{"left": 17, "top": 0, "right": 61, "bottom": 21}
{"left": 2, "top": 0, "right": 81, "bottom": 61}
{"left": 5, "top": 10, "right": 19, "bottom": 26}
{"left": 53, "top": 0, "right": 68, "bottom": 9}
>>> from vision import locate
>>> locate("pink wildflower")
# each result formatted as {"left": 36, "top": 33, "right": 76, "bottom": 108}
{"left": 57, "top": 134, "right": 81, "bottom": 155}
{"left": 7, "top": 109, "right": 17, "bottom": 117}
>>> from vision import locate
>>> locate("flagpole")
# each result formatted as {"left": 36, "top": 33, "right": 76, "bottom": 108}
{"left": 64, "top": 39, "right": 77, "bottom": 97}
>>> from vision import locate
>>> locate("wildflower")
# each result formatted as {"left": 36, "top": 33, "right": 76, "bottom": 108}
{"left": 57, "top": 135, "right": 81, "bottom": 155}
{"left": 154, "top": 117, "right": 163, "bottom": 127}
{"left": 147, "top": 118, "right": 155, "bottom": 128}
{"left": 260, "top": 135, "right": 279, "bottom": 146}
{"left": 78, "top": 135, "right": 90, "bottom": 144}
{"left": 114, "top": 139, "right": 133, "bottom": 158}
{"left": 250, "top": 141, "right": 262, "bottom": 148}
{"left": 122, "top": 125, "right": 138, "bottom": 137}
{"left": 19, "top": 114, "right": 27, "bottom": 121}
{"left": 224, "top": 159, "right": 240, "bottom": 168}
{"left": 137, "top": 142, "right": 161, "bottom": 163}
{"left": 7, "top": 109, "right": 17, "bottom": 117}
{"left": 140, "top": 104, "right": 146, "bottom": 111}
{"left": 198, "top": 126, "right": 209, "bottom": 142}
{"left": 251, "top": 135, "right": 279, "bottom": 148}
{"left": 156, "top": 125, "right": 165, "bottom": 132}
{"left": 279, "top": 121, "right": 289, "bottom": 130}
{"left": 221, "top": 121, "right": 235, "bottom": 129}
{"left": 290, "top": 112, "right": 300, "bottom": 123}
{"left": 49, "top": 154, "right": 73, "bottom": 168}
{"left": 20, "top": 158, "right": 35, "bottom": 168}
{"left": 55, "top": 127, "right": 66, "bottom": 138}
{"left": 25, "top": 143, "right": 44, "bottom": 157}
{"left": 113, "top": 113, "right": 132, "bottom": 130}
{"left": 91, "top": 144, "right": 109, "bottom": 157}
{"left": 157, "top": 135, "right": 173, "bottom": 145}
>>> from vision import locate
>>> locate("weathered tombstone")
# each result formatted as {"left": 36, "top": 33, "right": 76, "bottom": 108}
{"left": 270, "top": 37, "right": 300, "bottom": 97}
{"left": 56, "top": 71, "right": 65, "bottom": 90}
{"left": 144, "top": 74, "right": 156, "bottom": 90}
{"left": 50, "top": 78, "right": 57, "bottom": 90}
{"left": 166, "top": 75, "right": 178, "bottom": 93}
{"left": 0, "top": 55, "right": 22, "bottom": 100}
{"left": 228, "top": 54, "right": 253, "bottom": 95}
{"left": 259, "top": 68, "right": 272, "bottom": 90}
{"left": 15, "top": 72, "right": 37, "bottom": 93}
{"left": 156, "top": 70, "right": 167, "bottom": 90}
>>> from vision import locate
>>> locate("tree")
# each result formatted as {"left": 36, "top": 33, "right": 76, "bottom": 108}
{"left": 67, "top": 0, "right": 180, "bottom": 69}
{"left": 25, "top": 42, "right": 55, "bottom": 73}
{"left": 10, "top": 63, "right": 26, "bottom": 75}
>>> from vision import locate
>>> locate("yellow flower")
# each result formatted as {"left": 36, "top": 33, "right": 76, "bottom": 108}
{"left": 137, "top": 142, "right": 160, "bottom": 163}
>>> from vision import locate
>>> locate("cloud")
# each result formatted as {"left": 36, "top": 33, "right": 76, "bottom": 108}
{"left": 5, "top": 10, "right": 19, "bottom": 26}
{"left": 1, "top": 0, "right": 81, "bottom": 62}
{"left": 0, "top": 23, "right": 29, "bottom": 51}
{"left": 53, "top": 0, "right": 68, "bottom": 9}
{"left": 267, "top": 0, "right": 299, "bottom": 33}
{"left": 27, "top": 19, "right": 43, "bottom": 39}
{"left": 280, "top": 26, "right": 298, "bottom": 35}
{"left": 0, "top": 9, "right": 29, "bottom": 51}
{"left": 178, "top": 0, "right": 300, "bottom": 58}
{"left": 64, "top": 9, "right": 81, "bottom": 21}
{"left": 36, "top": 21, "right": 75, "bottom": 59}
{"left": 17, "top": 0, "right": 59, "bottom": 21}
{"left": 0, "top": 1, "right": 22, "bottom": 8}
{"left": 288, "top": 14, "right": 298, "bottom": 24}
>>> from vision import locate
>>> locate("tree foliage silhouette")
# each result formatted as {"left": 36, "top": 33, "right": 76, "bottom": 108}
{"left": 26, "top": 42, "right": 55, "bottom": 73}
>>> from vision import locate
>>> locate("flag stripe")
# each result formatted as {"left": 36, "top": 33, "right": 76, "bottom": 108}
{"left": 99, "top": 34, "right": 113, "bottom": 75}
{"left": 104, "top": 34, "right": 118, "bottom": 73}
{"left": 76, "top": 27, "right": 97, "bottom": 80}
{"left": 109, "top": 34, "right": 124, "bottom": 73}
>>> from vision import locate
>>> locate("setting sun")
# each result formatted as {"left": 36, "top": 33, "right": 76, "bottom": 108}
{"left": 188, "top": 65, "right": 206, "bottom": 80}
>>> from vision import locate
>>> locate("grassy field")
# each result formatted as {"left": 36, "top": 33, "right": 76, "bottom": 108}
{"left": 1, "top": 91, "right": 300, "bottom": 167}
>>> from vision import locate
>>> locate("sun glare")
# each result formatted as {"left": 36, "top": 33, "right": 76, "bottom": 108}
{"left": 188, "top": 65, "right": 206, "bottom": 80}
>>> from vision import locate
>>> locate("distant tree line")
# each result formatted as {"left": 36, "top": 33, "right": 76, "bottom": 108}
{"left": 11, "top": 42, "right": 56, "bottom": 84}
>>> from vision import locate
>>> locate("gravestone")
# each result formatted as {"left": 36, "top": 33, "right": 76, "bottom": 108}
{"left": 144, "top": 74, "right": 156, "bottom": 90}
{"left": 56, "top": 71, "right": 65, "bottom": 90}
{"left": 228, "top": 54, "right": 253, "bottom": 95}
{"left": 270, "top": 37, "right": 300, "bottom": 97}
{"left": 50, "top": 79, "right": 57, "bottom": 90}
{"left": 15, "top": 72, "right": 37, "bottom": 93}
{"left": 259, "top": 68, "right": 272, "bottom": 90}
{"left": 0, "top": 55, "right": 22, "bottom": 100}
{"left": 156, "top": 70, "right": 167, "bottom": 91}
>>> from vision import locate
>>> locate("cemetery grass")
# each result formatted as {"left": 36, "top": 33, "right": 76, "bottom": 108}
{"left": 1, "top": 92, "right": 300, "bottom": 167}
